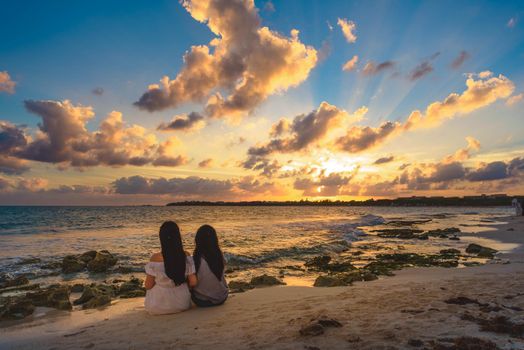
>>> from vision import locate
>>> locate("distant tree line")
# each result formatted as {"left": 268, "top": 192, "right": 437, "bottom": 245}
{"left": 167, "top": 194, "right": 523, "bottom": 207}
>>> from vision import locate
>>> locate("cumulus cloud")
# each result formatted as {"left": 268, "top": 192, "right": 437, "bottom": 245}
{"left": 450, "top": 50, "right": 470, "bottom": 69}
{"left": 337, "top": 18, "right": 357, "bottom": 43}
{"left": 294, "top": 171, "right": 356, "bottom": 196}
{"left": 404, "top": 72, "right": 514, "bottom": 130}
{"left": 342, "top": 55, "right": 358, "bottom": 72}
{"left": 362, "top": 60, "right": 395, "bottom": 76}
{"left": 506, "top": 93, "right": 523, "bottom": 106}
{"left": 198, "top": 158, "right": 214, "bottom": 168}
{"left": 335, "top": 121, "right": 402, "bottom": 153}
{"left": 466, "top": 161, "right": 508, "bottom": 182}
{"left": 243, "top": 102, "right": 351, "bottom": 173}
{"left": 1, "top": 100, "right": 188, "bottom": 170}
{"left": 157, "top": 112, "right": 205, "bottom": 131}
{"left": 0, "top": 71, "right": 16, "bottom": 94}
{"left": 442, "top": 136, "right": 480, "bottom": 164}
{"left": 134, "top": 0, "right": 317, "bottom": 121}
{"left": 374, "top": 155, "right": 395, "bottom": 165}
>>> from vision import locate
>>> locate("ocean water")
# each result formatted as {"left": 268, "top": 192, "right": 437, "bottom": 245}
{"left": 0, "top": 206, "right": 513, "bottom": 286}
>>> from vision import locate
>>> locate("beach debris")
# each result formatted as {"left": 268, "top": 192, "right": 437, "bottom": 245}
{"left": 465, "top": 244, "right": 498, "bottom": 258}
{"left": 26, "top": 284, "right": 72, "bottom": 310}
{"left": 427, "top": 336, "right": 502, "bottom": 350}
{"left": 299, "top": 316, "right": 342, "bottom": 336}
{"left": 0, "top": 273, "right": 29, "bottom": 289}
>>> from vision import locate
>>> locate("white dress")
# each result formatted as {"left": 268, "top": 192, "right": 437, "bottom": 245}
{"left": 144, "top": 256, "right": 195, "bottom": 315}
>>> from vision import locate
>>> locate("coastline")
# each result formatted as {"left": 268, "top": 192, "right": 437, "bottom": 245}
{"left": 1, "top": 216, "right": 523, "bottom": 349}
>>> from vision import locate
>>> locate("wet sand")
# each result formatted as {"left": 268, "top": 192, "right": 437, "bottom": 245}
{"left": 1, "top": 216, "right": 523, "bottom": 350}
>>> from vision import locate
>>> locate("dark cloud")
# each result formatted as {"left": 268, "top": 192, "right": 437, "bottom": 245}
{"left": 157, "top": 112, "right": 205, "bottom": 131}
{"left": 450, "top": 51, "right": 470, "bottom": 69}
{"left": 198, "top": 158, "right": 213, "bottom": 168}
{"left": 4, "top": 100, "right": 188, "bottom": 170}
{"left": 112, "top": 175, "right": 280, "bottom": 199}
{"left": 409, "top": 61, "right": 433, "bottom": 81}
{"left": 336, "top": 121, "right": 401, "bottom": 153}
{"left": 466, "top": 161, "right": 509, "bottom": 181}
{"left": 263, "top": 0, "right": 275, "bottom": 12}
{"left": 362, "top": 60, "right": 395, "bottom": 76}
{"left": 374, "top": 155, "right": 395, "bottom": 165}
{"left": 92, "top": 87, "right": 104, "bottom": 96}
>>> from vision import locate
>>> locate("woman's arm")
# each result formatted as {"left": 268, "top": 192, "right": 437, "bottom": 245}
{"left": 145, "top": 253, "right": 162, "bottom": 290}
{"left": 187, "top": 274, "right": 197, "bottom": 288}
{"left": 145, "top": 274, "right": 155, "bottom": 290}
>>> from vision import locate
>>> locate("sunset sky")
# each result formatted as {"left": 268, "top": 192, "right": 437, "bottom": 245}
{"left": 0, "top": 0, "right": 523, "bottom": 205}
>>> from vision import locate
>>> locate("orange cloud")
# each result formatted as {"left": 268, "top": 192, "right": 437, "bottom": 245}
{"left": 135, "top": 0, "right": 317, "bottom": 121}
{"left": 0, "top": 71, "right": 16, "bottom": 94}
{"left": 337, "top": 18, "right": 357, "bottom": 43}
{"left": 342, "top": 55, "right": 358, "bottom": 72}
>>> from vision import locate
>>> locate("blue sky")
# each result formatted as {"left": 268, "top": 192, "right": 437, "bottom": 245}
{"left": 0, "top": 0, "right": 523, "bottom": 204}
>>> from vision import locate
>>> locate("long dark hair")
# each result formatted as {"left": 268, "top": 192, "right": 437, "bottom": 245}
{"left": 193, "top": 225, "right": 224, "bottom": 281}
{"left": 159, "top": 221, "right": 186, "bottom": 286}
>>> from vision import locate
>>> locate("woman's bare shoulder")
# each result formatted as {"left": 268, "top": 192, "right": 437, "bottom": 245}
{"left": 150, "top": 252, "right": 163, "bottom": 262}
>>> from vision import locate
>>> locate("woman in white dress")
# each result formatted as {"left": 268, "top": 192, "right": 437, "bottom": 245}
{"left": 144, "top": 221, "right": 197, "bottom": 315}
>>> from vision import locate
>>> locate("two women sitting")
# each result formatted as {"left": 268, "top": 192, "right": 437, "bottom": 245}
{"left": 144, "top": 221, "right": 228, "bottom": 315}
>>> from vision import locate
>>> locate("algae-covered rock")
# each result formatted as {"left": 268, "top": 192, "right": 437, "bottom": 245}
{"left": 62, "top": 255, "right": 86, "bottom": 273}
{"left": 73, "top": 284, "right": 114, "bottom": 309}
{"left": 313, "top": 275, "right": 347, "bottom": 287}
{"left": 305, "top": 255, "right": 331, "bottom": 269}
{"left": 465, "top": 244, "right": 497, "bottom": 258}
{"left": 228, "top": 280, "right": 254, "bottom": 293}
{"left": 0, "top": 297, "right": 35, "bottom": 320}
{"left": 0, "top": 274, "right": 29, "bottom": 289}
{"left": 79, "top": 250, "right": 97, "bottom": 263}
{"left": 117, "top": 277, "right": 145, "bottom": 298}
{"left": 26, "top": 285, "right": 72, "bottom": 310}
{"left": 87, "top": 250, "right": 118, "bottom": 272}
{"left": 250, "top": 274, "right": 285, "bottom": 287}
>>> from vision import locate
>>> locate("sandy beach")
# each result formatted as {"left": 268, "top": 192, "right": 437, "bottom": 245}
{"left": 0, "top": 216, "right": 522, "bottom": 350}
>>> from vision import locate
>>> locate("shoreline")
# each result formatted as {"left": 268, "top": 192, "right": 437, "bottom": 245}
{"left": 1, "top": 216, "right": 523, "bottom": 349}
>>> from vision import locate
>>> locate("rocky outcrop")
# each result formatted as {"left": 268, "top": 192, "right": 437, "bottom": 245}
{"left": 62, "top": 255, "right": 86, "bottom": 273}
{"left": 73, "top": 284, "right": 115, "bottom": 309}
{"left": 250, "top": 274, "right": 285, "bottom": 287}
{"left": 0, "top": 297, "right": 35, "bottom": 320}
{"left": 87, "top": 251, "right": 118, "bottom": 272}
{"left": 61, "top": 250, "right": 118, "bottom": 274}
{"left": 313, "top": 270, "right": 378, "bottom": 287}
{"left": 26, "top": 284, "right": 72, "bottom": 310}
{"left": 117, "top": 277, "right": 145, "bottom": 298}
{"left": 465, "top": 244, "right": 497, "bottom": 258}
{"left": 0, "top": 274, "right": 29, "bottom": 289}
